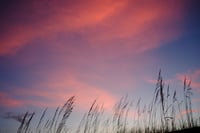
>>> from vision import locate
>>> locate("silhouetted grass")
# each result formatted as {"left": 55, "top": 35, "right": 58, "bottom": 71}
{"left": 14, "top": 71, "right": 200, "bottom": 133}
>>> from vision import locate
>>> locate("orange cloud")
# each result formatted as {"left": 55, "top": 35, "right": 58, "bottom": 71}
{"left": 0, "top": 0, "right": 185, "bottom": 56}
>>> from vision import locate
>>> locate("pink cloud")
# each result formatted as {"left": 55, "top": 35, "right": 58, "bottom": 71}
{"left": 65, "top": 77, "right": 117, "bottom": 110}
{"left": 176, "top": 109, "right": 200, "bottom": 119}
{"left": 0, "top": 0, "right": 185, "bottom": 56}
{"left": 0, "top": 0, "right": 126, "bottom": 55}
{"left": 192, "top": 98, "right": 200, "bottom": 103}
{"left": 78, "top": 1, "right": 184, "bottom": 56}
{"left": 176, "top": 69, "right": 200, "bottom": 92}
{"left": 145, "top": 79, "right": 158, "bottom": 85}
{"left": 181, "top": 109, "right": 200, "bottom": 115}
{"left": 145, "top": 76, "right": 174, "bottom": 86}
{"left": 11, "top": 75, "right": 116, "bottom": 111}
{"left": 0, "top": 91, "right": 22, "bottom": 108}
{"left": 146, "top": 69, "right": 200, "bottom": 92}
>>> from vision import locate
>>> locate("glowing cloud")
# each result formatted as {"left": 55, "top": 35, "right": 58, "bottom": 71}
{"left": 0, "top": 0, "right": 126, "bottom": 55}
{"left": 0, "top": 0, "right": 185, "bottom": 55}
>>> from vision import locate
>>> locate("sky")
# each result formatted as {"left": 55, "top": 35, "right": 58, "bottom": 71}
{"left": 0, "top": 0, "right": 200, "bottom": 132}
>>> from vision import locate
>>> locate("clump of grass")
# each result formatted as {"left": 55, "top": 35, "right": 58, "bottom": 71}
{"left": 183, "top": 78, "right": 194, "bottom": 128}
{"left": 56, "top": 96, "right": 75, "bottom": 133}
{"left": 17, "top": 112, "right": 35, "bottom": 133}
{"left": 112, "top": 96, "right": 130, "bottom": 133}
{"left": 12, "top": 71, "right": 200, "bottom": 133}
{"left": 17, "top": 96, "right": 75, "bottom": 133}
{"left": 76, "top": 100, "right": 104, "bottom": 133}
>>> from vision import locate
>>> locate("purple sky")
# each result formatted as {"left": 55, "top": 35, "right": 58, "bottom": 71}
{"left": 0, "top": 0, "right": 200, "bottom": 132}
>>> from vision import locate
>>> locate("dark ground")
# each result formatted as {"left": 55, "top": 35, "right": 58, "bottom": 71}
{"left": 168, "top": 127, "right": 200, "bottom": 133}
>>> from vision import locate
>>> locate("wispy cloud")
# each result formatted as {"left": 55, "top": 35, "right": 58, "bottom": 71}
{"left": 0, "top": 112, "right": 34, "bottom": 123}
{"left": 176, "top": 109, "right": 200, "bottom": 120}
{"left": 0, "top": 0, "right": 185, "bottom": 55}
{"left": 0, "top": 0, "right": 126, "bottom": 55}
{"left": 0, "top": 76, "right": 116, "bottom": 111}
{"left": 0, "top": 91, "right": 22, "bottom": 107}
{"left": 176, "top": 69, "right": 200, "bottom": 92}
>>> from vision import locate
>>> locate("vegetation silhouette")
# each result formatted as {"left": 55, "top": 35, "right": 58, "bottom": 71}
{"left": 15, "top": 71, "right": 200, "bottom": 133}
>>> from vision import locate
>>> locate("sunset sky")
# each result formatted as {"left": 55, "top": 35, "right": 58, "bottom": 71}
{"left": 0, "top": 0, "right": 200, "bottom": 132}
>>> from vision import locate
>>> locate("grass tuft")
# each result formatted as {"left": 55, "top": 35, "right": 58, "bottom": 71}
{"left": 14, "top": 71, "right": 200, "bottom": 133}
